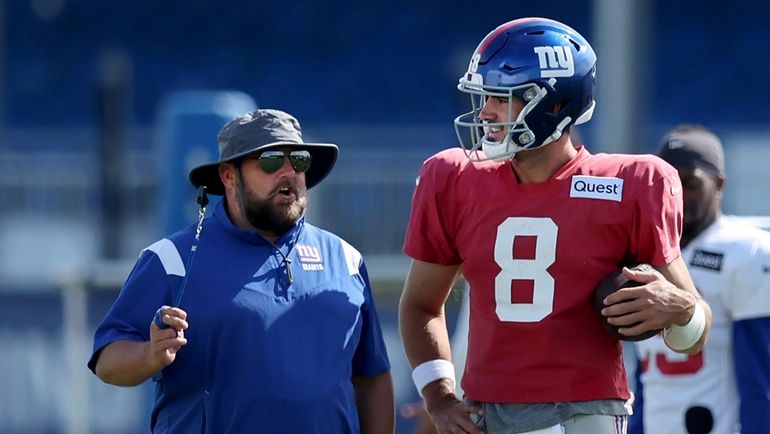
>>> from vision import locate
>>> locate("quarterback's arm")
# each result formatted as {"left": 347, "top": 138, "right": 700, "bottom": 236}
{"left": 399, "top": 259, "right": 483, "bottom": 434}
{"left": 604, "top": 256, "right": 711, "bottom": 354}
{"left": 654, "top": 256, "right": 711, "bottom": 353}
{"left": 733, "top": 317, "right": 770, "bottom": 433}
{"left": 353, "top": 371, "right": 395, "bottom": 434}
{"left": 399, "top": 260, "right": 462, "bottom": 394}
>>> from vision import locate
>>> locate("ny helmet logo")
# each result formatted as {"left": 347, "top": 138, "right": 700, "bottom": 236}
{"left": 533, "top": 46, "right": 574, "bottom": 78}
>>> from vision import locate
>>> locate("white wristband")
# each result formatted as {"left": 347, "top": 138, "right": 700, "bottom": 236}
{"left": 663, "top": 303, "right": 706, "bottom": 351}
{"left": 412, "top": 359, "right": 455, "bottom": 396}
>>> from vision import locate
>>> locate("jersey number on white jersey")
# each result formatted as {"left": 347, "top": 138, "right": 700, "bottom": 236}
{"left": 494, "top": 217, "right": 558, "bottom": 322}
{"left": 641, "top": 350, "right": 704, "bottom": 375}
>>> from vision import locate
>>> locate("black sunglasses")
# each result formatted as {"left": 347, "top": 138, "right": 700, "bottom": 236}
{"left": 251, "top": 150, "right": 312, "bottom": 174}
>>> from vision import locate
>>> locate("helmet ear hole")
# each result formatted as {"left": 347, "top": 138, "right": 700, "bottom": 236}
{"left": 547, "top": 102, "right": 565, "bottom": 115}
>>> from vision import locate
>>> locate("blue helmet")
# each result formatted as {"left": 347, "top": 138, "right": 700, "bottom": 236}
{"left": 454, "top": 18, "right": 597, "bottom": 161}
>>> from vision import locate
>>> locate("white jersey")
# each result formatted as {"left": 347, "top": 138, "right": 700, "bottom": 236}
{"left": 634, "top": 216, "right": 770, "bottom": 434}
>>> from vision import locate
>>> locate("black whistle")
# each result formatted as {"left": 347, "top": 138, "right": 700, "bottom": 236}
{"left": 197, "top": 186, "right": 209, "bottom": 207}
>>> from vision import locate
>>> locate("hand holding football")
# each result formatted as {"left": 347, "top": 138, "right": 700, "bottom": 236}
{"left": 593, "top": 265, "right": 661, "bottom": 341}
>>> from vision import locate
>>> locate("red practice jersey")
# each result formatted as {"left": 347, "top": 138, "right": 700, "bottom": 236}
{"left": 404, "top": 146, "right": 682, "bottom": 404}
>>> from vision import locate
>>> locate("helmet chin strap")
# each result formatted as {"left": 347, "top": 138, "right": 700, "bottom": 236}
{"left": 481, "top": 135, "right": 520, "bottom": 161}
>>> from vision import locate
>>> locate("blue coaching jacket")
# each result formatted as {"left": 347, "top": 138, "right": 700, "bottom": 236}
{"left": 89, "top": 200, "right": 391, "bottom": 433}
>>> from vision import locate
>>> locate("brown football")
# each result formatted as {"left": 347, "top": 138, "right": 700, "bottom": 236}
{"left": 593, "top": 266, "right": 661, "bottom": 341}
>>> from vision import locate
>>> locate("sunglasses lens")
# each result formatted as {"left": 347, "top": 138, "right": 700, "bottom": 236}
{"left": 256, "top": 150, "right": 312, "bottom": 173}
{"left": 257, "top": 152, "right": 285, "bottom": 173}
{"left": 289, "top": 151, "right": 312, "bottom": 173}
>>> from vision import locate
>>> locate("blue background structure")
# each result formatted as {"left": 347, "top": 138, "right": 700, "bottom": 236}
{"left": 1, "top": 1, "right": 769, "bottom": 433}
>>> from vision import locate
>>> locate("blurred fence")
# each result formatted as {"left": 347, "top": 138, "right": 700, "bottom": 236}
{"left": 0, "top": 125, "right": 439, "bottom": 287}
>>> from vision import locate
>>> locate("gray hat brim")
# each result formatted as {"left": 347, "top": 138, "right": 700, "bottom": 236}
{"left": 189, "top": 142, "right": 338, "bottom": 195}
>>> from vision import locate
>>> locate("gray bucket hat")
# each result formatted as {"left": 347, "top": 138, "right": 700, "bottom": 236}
{"left": 189, "top": 109, "right": 339, "bottom": 195}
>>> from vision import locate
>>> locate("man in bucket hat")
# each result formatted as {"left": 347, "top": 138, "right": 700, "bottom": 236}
{"left": 89, "top": 109, "right": 395, "bottom": 434}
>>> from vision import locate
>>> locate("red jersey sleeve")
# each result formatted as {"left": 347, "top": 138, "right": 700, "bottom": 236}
{"left": 628, "top": 155, "right": 683, "bottom": 266}
{"left": 403, "top": 150, "right": 464, "bottom": 265}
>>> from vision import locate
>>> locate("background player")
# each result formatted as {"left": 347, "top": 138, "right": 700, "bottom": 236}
{"left": 399, "top": 18, "right": 711, "bottom": 434}
{"left": 631, "top": 125, "right": 770, "bottom": 434}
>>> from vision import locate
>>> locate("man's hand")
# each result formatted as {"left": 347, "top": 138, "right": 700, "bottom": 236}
{"left": 94, "top": 306, "right": 190, "bottom": 386}
{"left": 602, "top": 266, "right": 696, "bottom": 338}
{"left": 421, "top": 380, "right": 484, "bottom": 434}
{"left": 149, "top": 305, "right": 189, "bottom": 369}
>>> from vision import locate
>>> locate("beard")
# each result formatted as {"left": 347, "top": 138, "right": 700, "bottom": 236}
{"left": 236, "top": 170, "right": 307, "bottom": 236}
